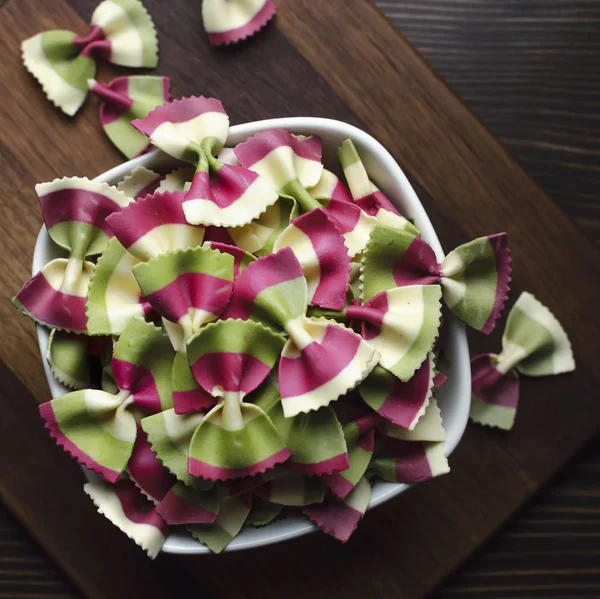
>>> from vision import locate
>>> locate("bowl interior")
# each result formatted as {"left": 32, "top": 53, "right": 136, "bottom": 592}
{"left": 34, "top": 117, "right": 470, "bottom": 554}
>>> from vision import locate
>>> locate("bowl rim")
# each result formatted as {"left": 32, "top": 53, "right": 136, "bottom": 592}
{"left": 33, "top": 116, "right": 470, "bottom": 555}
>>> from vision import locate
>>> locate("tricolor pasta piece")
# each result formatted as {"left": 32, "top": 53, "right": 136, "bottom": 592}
{"left": 85, "top": 479, "right": 167, "bottom": 559}
{"left": 21, "top": 0, "right": 158, "bottom": 116}
{"left": 39, "top": 318, "right": 174, "bottom": 483}
{"left": 255, "top": 471, "right": 325, "bottom": 506}
{"left": 13, "top": 177, "right": 132, "bottom": 332}
{"left": 222, "top": 248, "right": 379, "bottom": 417}
{"left": 86, "top": 238, "right": 153, "bottom": 336}
{"left": 155, "top": 482, "right": 219, "bottom": 525}
{"left": 132, "top": 96, "right": 279, "bottom": 227}
{"left": 470, "top": 292, "right": 575, "bottom": 430}
{"left": 187, "top": 492, "right": 251, "bottom": 554}
{"left": 338, "top": 139, "right": 418, "bottom": 234}
{"left": 89, "top": 75, "right": 171, "bottom": 158}
{"left": 202, "top": 0, "right": 276, "bottom": 46}
{"left": 186, "top": 319, "right": 289, "bottom": 480}
{"left": 273, "top": 208, "right": 351, "bottom": 310}
{"left": 370, "top": 438, "right": 449, "bottom": 484}
{"left": 361, "top": 225, "right": 512, "bottom": 334}
{"left": 106, "top": 190, "right": 206, "bottom": 262}
{"left": 235, "top": 129, "right": 323, "bottom": 213}
{"left": 359, "top": 355, "right": 436, "bottom": 428}
{"left": 117, "top": 166, "right": 164, "bottom": 199}
{"left": 346, "top": 288, "right": 442, "bottom": 382}
{"left": 133, "top": 246, "right": 234, "bottom": 414}
{"left": 303, "top": 476, "right": 371, "bottom": 543}
{"left": 381, "top": 397, "right": 446, "bottom": 443}
{"left": 128, "top": 425, "right": 177, "bottom": 503}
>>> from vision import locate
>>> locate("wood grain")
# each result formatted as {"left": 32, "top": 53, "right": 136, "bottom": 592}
{"left": 0, "top": 0, "right": 598, "bottom": 598}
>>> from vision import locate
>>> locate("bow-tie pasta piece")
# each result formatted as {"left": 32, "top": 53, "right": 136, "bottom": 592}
{"left": 370, "top": 438, "right": 449, "bottom": 484}
{"left": 381, "top": 397, "right": 446, "bottom": 443}
{"left": 187, "top": 492, "right": 251, "bottom": 554}
{"left": 235, "top": 129, "right": 323, "bottom": 213}
{"left": 303, "top": 476, "right": 371, "bottom": 543}
{"left": 346, "top": 287, "right": 442, "bottom": 382}
{"left": 202, "top": 241, "right": 256, "bottom": 277}
{"left": 117, "top": 166, "right": 164, "bottom": 199}
{"left": 255, "top": 471, "right": 325, "bottom": 506}
{"left": 202, "top": 0, "right": 276, "bottom": 46}
{"left": 470, "top": 292, "right": 575, "bottom": 430}
{"left": 89, "top": 76, "right": 171, "bottom": 158}
{"left": 132, "top": 96, "right": 278, "bottom": 227}
{"left": 222, "top": 247, "right": 379, "bottom": 417}
{"left": 39, "top": 318, "right": 174, "bottom": 482}
{"left": 13, "top": 178, "right": 132, "bottom": 332}
{"left": 84, "top": 479, "right": 167, "bottom": 559}
{"left": 338, "top": 139, "right": 419, "bottom": 234}
{"left": 359, "top": 354, "right": 436, "bottom": 428}
{"left": 134, "top": 246, "right": 234, "bottom": 414}
{"left": 308, "top": 169, "right": 354, "bottom": 204}
{"left": 255, "top": 381, "right": 349, "bottom": 476}
{"left": 155, "top": 483, "right": 219, "bottom": 525}
{"left": 22, "top": 0, "right": 158, "bottom": 116}
{"left": 273, "top": 208, "right": 351, "bottom": 310}
{"left": 157, "top": 166, "right": 196, "bottom": 193}
{"left": 186, "top": 319, "right": 289, "bottom": 480}
{"left": 362, "top": 225, "right": 511, "bottom": 334}
{"left": 128, "top": 424, "right": 178, "bottom": 503}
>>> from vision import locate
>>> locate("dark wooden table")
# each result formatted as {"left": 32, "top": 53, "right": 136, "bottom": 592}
{"left": 0, "top": 1, "right": 598, "bottom": 597}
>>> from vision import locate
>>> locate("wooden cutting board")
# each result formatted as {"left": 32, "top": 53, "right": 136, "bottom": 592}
{"left": 0, "top": 0, "right": 598, "bottom": 597}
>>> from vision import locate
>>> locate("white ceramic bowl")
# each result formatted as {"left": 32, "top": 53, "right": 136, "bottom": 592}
{"left": 33, "top": 117, "right": 471, "bottom": 554}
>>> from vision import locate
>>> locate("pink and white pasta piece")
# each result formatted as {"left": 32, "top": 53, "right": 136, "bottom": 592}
{"left": 13, "top": 177, "right": 131, "bottom": 332}
{"left": 308, "top": 169, "right": 353, "bottom": 204}
{"left": 22, "top": 0, "right": 158, "bottom": 116}
{"left": 303, "top": 476, "right": 371, "bottom": 543}
{"left": 362, "top": 225, "right": 512, "bottom": 334}
{"left": 202, "top": 0, "right": 276, "bottom": 46}
{"left": 132, "top": 96, "right": 279, "bottom": 227}
{"left": 470, "top": 292, "right": 575, "bottom": 430}
{"left": 222, "top": 247, "right": 379, "bottom": 417}
{"left": 85, "top": 479, "right": 167, "bottom": 559}
{"left": 185, "top": 319, "right": 289, "bottom": 481}
{"left": 273, "top": 208, "right": 351, "bottom": 310}
{"left": 235, "top": 129, "right": 323, "bottom": 213}
{"left": 39, "top": 318, "right": 174, "bottom": 483}
{"left": 89, "top": 75, "right": 171, "bottom": 158}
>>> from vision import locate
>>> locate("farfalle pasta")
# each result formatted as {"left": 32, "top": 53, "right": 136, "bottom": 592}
{"left": 22, "top": 0, "right": 158, "bottom": 116}
{"left": 89, "top": 75, "right": 171, "bottom": 158}
{"left": 15, "top": 97, "right": 525, "bottom": 555}
{"left": 13, "top": 177, "right": 132, "bottom": 332}
{"left": 132, "top": 97, "right": 279, "bottom": 227}
{"left": 361, "top": 225, "right": 511, "bottom": 334}
{"left": 470, "top": 292, "right": 575, "bottom": 430}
